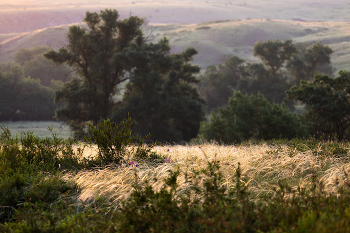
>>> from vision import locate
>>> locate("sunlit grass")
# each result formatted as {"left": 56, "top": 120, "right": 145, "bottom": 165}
{"left": 64, "top": 142, "right": 350, "bottom": 208}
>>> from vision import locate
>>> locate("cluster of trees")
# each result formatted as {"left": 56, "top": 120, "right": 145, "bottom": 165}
{"left": 44, "top": 9, "right": 205, "bottom": 142}
{"left": 198, "top": 40, "right": 334, "bottom": 113}
{"left": 0, "top": 46, "right": 73, "bottom": 121}
{"left": 203, "top": 70, "right": 350, "bottom": 143}
{"left": 3, "top": 9, "right": 350, "bottom": 143}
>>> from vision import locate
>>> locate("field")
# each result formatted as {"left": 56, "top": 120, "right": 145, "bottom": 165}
{"left": 67, "top": 142, "right": 350, "bottom": 207}
{"left": 0, "top": 121, "right": 72, "bottom": 139}
{"left": 2, "top": 120, "right": 350, "bottom": 231}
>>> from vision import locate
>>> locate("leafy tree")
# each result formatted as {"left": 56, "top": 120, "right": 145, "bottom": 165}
{"left": 0, "top": 64, "right": 55, "bottom": 121}
{"left": 236, "top": 62, "right": 294, "bottom": 110}
{"left": 14, "top": 46, "right": 50, "bottom": 66}
{"left": 14, "top": 46, "right": 73, "bottom": 87}
{"left": 199, "top": 40, "right": 298, "bottom": 113}
{"left": 202, "top": 91, "right": 307, "bottom": 143}
{"left": 287, "top": 42, "right": 333, "bottom": 84}
{"left": 198, "top": 56, "right": 248, "bottom": 113}
{"left": 110, "top": 38, "right": 205, "bottom": 143}
{"left": 44, "top": 9, "right": 145, "bottom": 133}
{"left": 287, "top": 71, "right": 350, "bottom": 141}
{"left": 253, "top": 39, "right": 297, "bottom": 78}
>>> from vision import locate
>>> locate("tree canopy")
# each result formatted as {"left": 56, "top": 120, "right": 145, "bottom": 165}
{"left": 44, "top": 9, "right": 145, "bottom": 133}
{"left": 198, "top": 40, "right": 334, "bottom": 113}
{"left": 253, "top": 39, "right": 297, "bottom": 78}
{"left": 0, "top": 63, "right": 55, "bottom": 121}
{"left": 44, "top": 9, "right": 205, "bottom": 142}
{"left": 287, "top": 71, "right": 350, "bottom": 141}
{"left": 15, "top": 46, "right": 73, "bottom": 87}
{"left": 111, "top": 38, "right": 205, "bottom": 142}
{"left": 287, "top": 42, "right": 333, "bottom": 84}
{"left": 202, "top": 91, "right": 307, "bottom": 144}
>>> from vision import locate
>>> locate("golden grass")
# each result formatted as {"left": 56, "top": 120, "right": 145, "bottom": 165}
{"left": 63, "top": 143, "right": 350, "bottom": 208}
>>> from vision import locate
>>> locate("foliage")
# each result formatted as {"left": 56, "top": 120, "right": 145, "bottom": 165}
{"left": 3, "top": 151, "right": 350, "bottom": 232}
{"left": 237, "top": 62, "right": 294, "bottom": 110}
{"left": 287, "top": 71, "right": 350, "bottom": 141}
{"left": 198, "top": 40, "right": 334, "bottom": 113}
{"left": 253, "top": 39, "right": 297, "bottom": 78}
{"left": 110, "top": 39, "right": 205, "bottom": 143}
{"left": 287, "top": 42, "right": 334, "bottom": 84}
{"left": 84, "top": 117, "right": 163, "bottom": 166}
{"left": 14, "top": 45, "right": 73, "bottom": 87}
{"left": 44, "top": 9, "right": 145, "bottom": 134}
{"left": 202, "top": 91, "right": 307, "bottom": 143}
{"left": 0, "top": 125, "right": 80, "bottom": 222}
{"left": 0, "top": 117, "right": 161, "bottom": 223}
{"left": 198, "top": 56, "right": 248, "bottom": 113}
{"left": 2, "top": 123, "right": 350, "bottom": 231}
{"left": 0, "top": 65, "right": 56, "bottom": 121}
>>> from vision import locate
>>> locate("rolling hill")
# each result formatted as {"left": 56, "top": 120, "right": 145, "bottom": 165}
{"left": 1, "top": 19, "right": 350, "bottom": 74}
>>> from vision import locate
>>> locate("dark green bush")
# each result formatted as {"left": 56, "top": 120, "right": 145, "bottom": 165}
{"left": 202, "top": 91, "right": 308, "bottom": 144}
{"left": 0, "top": 125, "right": 81, "bottom": 223}
{"left": 84, "top": 118, "right": 164, "bottom": 166}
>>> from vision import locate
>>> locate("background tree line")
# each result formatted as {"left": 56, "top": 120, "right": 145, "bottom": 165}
{"left": 2, "top": 9, "right": 349, "bottom": 143}
{"left": 0, "top": 46, "right": 73, "bottom": 121}
{"left": 198, "top": 39, "right": 334, "bottom": 114}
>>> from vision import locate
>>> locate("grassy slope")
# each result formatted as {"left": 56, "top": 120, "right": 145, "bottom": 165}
{"left": 2, "top": 19, "right": 350, "bottom": 74}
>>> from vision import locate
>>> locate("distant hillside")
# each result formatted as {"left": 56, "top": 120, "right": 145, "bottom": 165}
{"left": 1, "top": 19, "right": 350, "bottom": 74}
{"left": 1, "top": 0, "right": 350, "bottom": 34}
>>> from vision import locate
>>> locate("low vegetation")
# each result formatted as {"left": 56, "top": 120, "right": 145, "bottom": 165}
{"left": 1, "top": 119, "right": 350, "bottom": 232}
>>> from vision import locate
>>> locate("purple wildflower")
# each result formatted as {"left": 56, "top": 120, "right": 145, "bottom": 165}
{"left": 130, "top": 161, "right": 135, "bottom": 165}
{"left": 167, "top": 149, "right": 170, "bottom": 152}
{"left": 322, "top": 140, "right": 325, "bottom": 143}
{"left": 165, "top": 158, "right": 170, "bottom": 163}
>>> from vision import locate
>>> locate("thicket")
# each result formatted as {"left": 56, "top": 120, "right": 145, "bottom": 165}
{"left": 2, "top": 120, "right": 350, "bottom": 232}
{"left": 0, "top": 46, "right": 73, "bottom": 121}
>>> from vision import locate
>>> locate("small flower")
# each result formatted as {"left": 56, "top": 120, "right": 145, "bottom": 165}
{"left": 205, "top": 140, "right": 208, "bottom": 143}
{"left": 322, "top": 140, "right": 325, "bottom": 143}
{"left": 130, "top": 161, "right": 135, "bottom": 165}
{"left": 165, "top": 158, "right": 170, "bottom": 163}
{"left": 136, "top": 164, "right": 139, "bottom": 167}
{"left": 216, "top": 142, "right": 218, "bottom": 145}
{"left": 167, "top": 149, "right": 170, "bottom": 152}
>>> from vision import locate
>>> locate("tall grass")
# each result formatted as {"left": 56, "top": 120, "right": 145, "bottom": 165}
{"left": 2, "top": 120, "right": 350, "bottom": 232}
{"left": 66, "top": 141, "right": 350, "bottom": 208}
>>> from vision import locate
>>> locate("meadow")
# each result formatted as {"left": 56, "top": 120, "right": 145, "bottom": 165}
{"left": 2, "top": 120, "right": 350, "bottom": 231}
{"left": 69, "top": 141, "right": 350, "bottom": 207}
{"left": 0, "top": 121, "right": 71, "bottom": 139}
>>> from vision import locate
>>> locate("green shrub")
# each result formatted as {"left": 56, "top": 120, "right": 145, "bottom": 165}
{"left": 0, "top": 125, "right": 80, "bottom": 223}
{"left": 84, "top": 118, "right": 163, "bottom": 166}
